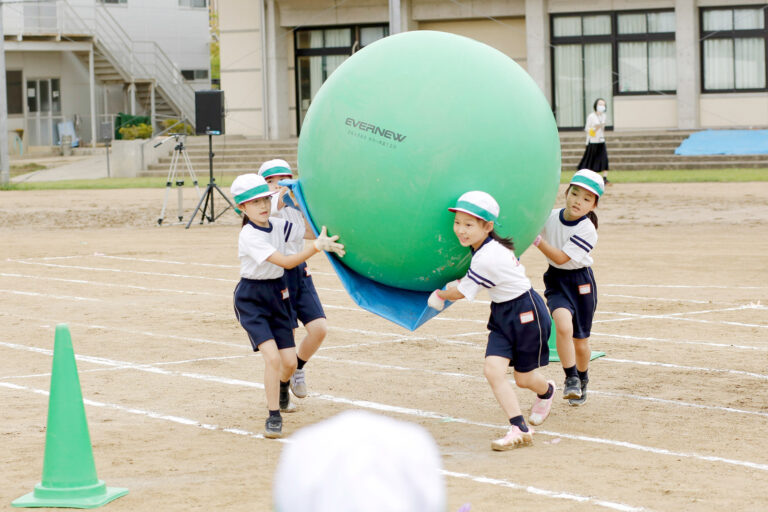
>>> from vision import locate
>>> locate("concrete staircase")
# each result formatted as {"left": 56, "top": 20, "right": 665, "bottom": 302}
{"left": 141, "top": 130, "right": 768, "bottom": 177}
{"left": 560, "top": 130, "right": 768, "bottom": 170}
{"left": 142, "top": 136, "right": 299, "bottom": 177}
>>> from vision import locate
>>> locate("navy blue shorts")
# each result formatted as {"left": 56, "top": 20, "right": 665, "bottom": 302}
{"left": 284, "top": 262, "right": 326, "bottom": 328}
{"left": 233, "top": 277, "right": 295, "bottom": 351}
{"left": 486, "top": 289, "right": 551, "bottom": 373}
{"left": 543, "top": 265, "right": 597, "bottom": 339}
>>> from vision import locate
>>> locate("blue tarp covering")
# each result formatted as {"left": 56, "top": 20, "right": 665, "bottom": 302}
{"left": 282, "top": 179, "right": 449, "bottom": 331}
{"left": 675, "top": 129, "right": 768, "bottom": 156}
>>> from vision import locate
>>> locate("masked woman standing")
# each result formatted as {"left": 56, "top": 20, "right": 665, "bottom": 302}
{"left": 577, "top": 98, "right": 610, "bottom": 185}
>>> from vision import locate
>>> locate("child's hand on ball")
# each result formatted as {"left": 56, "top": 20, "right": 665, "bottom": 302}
{"left": 314, "top": 226, "right": 345, "bottom": 257}
{"left": 428, "top": 290, "right": 445, "bottom": 311}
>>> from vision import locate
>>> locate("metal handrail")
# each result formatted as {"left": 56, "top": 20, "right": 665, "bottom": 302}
{"left": 2, "top": 0, "right": 195, "bottom": 123}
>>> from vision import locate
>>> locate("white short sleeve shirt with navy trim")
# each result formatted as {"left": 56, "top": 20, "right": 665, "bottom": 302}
{"left": 270, "top": 196, "right": 306, "bottom": 255}
{"left": 541, "top": 208, "right": 597, "bottom": 269}
{"left": 456, "top": 238, "right": 532, "bottom": 303}
{"left": 238, "top": 218, "right": 304, "bottom": 279}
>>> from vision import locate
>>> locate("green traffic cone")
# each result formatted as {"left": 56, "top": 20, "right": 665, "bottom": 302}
{"left": 12, "top": 324, "right": 128, "bottom": 509}
{"left": 547, "top": 317, "right": 605, "bottom": 363}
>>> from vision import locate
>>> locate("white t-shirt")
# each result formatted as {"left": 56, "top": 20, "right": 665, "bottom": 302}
{"left": 238, "top": 217, "right": 305, "bottom": 279}
{"left": 456, "top": 238, "right": 532, "bottom": 303}
{"left": 541, "top": 208, "right": 597, "bottom": 269}
{"left": 271, "top": 194, "right": 306, "bottom": 255}
{"left": 585, "top": 112, "right": 606, "bottom": 144}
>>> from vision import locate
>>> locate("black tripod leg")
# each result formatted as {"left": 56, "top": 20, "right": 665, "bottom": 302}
{"left": 211, "top": 184, "right": 238, "bottom": 221}
{"left": 186, "top": 185, "right": 213, "bottom": 229}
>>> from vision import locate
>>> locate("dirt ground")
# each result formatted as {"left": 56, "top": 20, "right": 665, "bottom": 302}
{"left": 1, "top": 182, "right": 767, "bottom": 511}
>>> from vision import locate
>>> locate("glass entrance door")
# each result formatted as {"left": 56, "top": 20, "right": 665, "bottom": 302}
{"left": 26, "top": 78, "right": 62, "bottom": 146}
{"left": 295, "top": 24, "right": 388, "bottom": 130}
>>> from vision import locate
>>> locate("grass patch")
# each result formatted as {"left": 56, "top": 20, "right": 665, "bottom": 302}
{"left": 561, "top": 168, "right": 768, "bottom": 183}
{"left": 3, "top": 175, "right": 238, "bottom": 191}
{"left": 9, "top": 162, "right": 46, "bottom": 177}
{"left": 3, "top": 168, "right": 767, "bottom": 191}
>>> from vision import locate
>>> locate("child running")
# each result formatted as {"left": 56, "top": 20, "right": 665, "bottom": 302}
{"left": 532, "top": 169, "right": 603, "bottom": 405}
{"left": 231, "top": 173, "right": 344, "bottom": 439}
{"left": 258, "top": 159, "right": 327, "bottom": 399}
{"left": 428, "top": 191, "right": 555, "bottom": 451}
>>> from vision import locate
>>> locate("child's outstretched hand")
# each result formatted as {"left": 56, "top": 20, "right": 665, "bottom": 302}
{"left": 427, "top": 290, "right": 445, "bottom": 311}
{"left": 314, "top": 226, "right": 345, "bottom": 257}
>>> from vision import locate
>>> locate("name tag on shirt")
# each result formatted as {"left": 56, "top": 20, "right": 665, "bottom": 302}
{"left": 579, "top": 284, "right": 592, "bottom": 295}
{"left": 281, "top": 288, "right": 290, "bottom": 300}
{"left": 519, "top": 311, "right": 534, "bottom": 324}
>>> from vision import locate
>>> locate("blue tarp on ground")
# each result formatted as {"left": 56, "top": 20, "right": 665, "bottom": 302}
{"left": 282, "top": 179, "right": 448, "bottom": 331}
{"left": 675, "top": 129, "right": 768, "bottom": 156}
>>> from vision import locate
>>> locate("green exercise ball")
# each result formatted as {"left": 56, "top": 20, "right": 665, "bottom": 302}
{"left": 298, "top": 30, "right": 560, "bottom": 291}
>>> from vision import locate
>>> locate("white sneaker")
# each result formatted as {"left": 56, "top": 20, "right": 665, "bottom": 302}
{"left": 491, "top": 426, "right": 534, "bottom": 451}
{"left": 290, "top": 368, "right": 308, "bottom": 398}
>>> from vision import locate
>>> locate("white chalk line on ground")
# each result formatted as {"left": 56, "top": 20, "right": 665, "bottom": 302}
{"left": 26, "top": 251, "right": 767, "bottom": 292}
{"left": 0, "top": 381, "right": 646, "bottom": 512}
{"left": 5, "top": 259, "right": 235, "bottom": 283}
{"left": 602, "top": 357, "right": 768, "bottom": 381}
{"left": 3, "top": 309, "right": 768, "bottom": 388}
{"left": 3, "top": 270, "right": 764, "bottom": 334}
{"left": 0, "top": 272, "right": 226, "bottom": 298}
{"left": 596, "top": 305, "right": 768, "bottom": 329}
{"left": 0, "top": 288, "right": 102, "bottom": 302}
{"left": 591, "top": 331, "right": 768, "bottom": 352}
{"left": 3, "top": 354, "right": 248, "bottom": 380}
{"left": 601, "top": 283, "right": 766, "bottom": 291}
{"left": 3, "top": 333, "right": 766, "bottom": 424}
{"left": 2, "top": 340, "right": 767, "bottom": 474}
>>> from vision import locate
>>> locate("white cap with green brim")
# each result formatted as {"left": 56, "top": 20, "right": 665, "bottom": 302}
{"left": 448, "top": 190, "right": 500, "bottom": 222}
{"left": 230, "top": 173, "right": 276, "bottom": 205}
{"left": 258, "top": 158, "right": 293, "bottom": 179}
{"left": 571, "top": 169, "right": 605, "bottom": 197}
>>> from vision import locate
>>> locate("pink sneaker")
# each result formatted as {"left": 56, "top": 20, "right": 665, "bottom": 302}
{"left": 529, "top": 380, "right": 556, "bottom": 426}
{"left": 491, "top": 426, "right": 534, "bottom": 451}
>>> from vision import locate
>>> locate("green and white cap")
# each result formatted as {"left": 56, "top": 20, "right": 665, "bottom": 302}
{"left": 448, "top": 190, "right": 499, "bottom": 222}
{"left": 258, "top": 158, "right": 293, "bottom": 179}
{"left": 230, "top": 173, "right": 276, "bottom": 205}
{"left": 571, "top": 169, "right": 605, "bottom": 197}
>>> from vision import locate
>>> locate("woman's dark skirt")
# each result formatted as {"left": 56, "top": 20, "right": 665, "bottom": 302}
{"left": 577, "top": 142, "right": 609, "bottom": 172}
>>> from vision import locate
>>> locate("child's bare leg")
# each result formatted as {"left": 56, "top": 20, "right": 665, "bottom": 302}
{"left": 574, "top": 338, "right": 590, "bottom": 372}
{"left": 279, "top": 347, "right": 298, "bottom": 381}
{"left": 513, "top": 369, "right": 549, "bottom": 395}
{"left": 552, "top": 308, "right": 575, "bottom": 367}
{"left": 296, "top": 318, "right": 327, "bottom": 362}
{"left": 484, "top": 356, "right": 522, "bottom": 418}
{"left": 260, "top": 341, "right": 281, "bottom": 411}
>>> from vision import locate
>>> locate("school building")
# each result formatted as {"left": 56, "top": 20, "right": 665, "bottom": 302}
{"left": 218, "top": 0, "right": 768, "bottom": 138}
{"left": 2, "top": 0, "right": 210, "bottom": 149}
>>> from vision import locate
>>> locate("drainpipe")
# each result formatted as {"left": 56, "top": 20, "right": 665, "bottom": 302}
{"left": 389, "top": 0, "right": 401, "bottom": 35}
{"left": 259, "top": 0, "right": 269, "bottom": 139}
{"left": 0, "top": 4, "right": 10, "bottom": 186}
{"left": 89, "top": 44, "right": 97, "bottom": 148}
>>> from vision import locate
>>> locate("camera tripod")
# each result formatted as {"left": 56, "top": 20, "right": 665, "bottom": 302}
{"left": 185, "top": 131, "right": 237, "bottom": 229}
{"left": 156, "top": 134, "right": 202, "bottom": 225}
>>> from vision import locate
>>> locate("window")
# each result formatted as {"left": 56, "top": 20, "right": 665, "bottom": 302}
{"left": 617, "top": 11, "right": 676, "bottom": 93}
{"left": 701, "top": 7, "right": 767, "bottom": 91}
{"left": 294, "top": 24, "right": 388, "bottom": 130}
{"left": 6, "top": 70, "right": 23, "bottom": 115}
{"left": 181, "top": 69, "right": 209, "bottom": 80}
{"left": 25, "top": 78, "right": 61, "bottom": 114}
{"left": 551, "top": 9, "right": 676, "bottom": 129}
{"left": 179, "top": 0, "right": 206, "bottom": 7}
{"left": 551, "top": 14, "right": 615, "bottom": 128}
